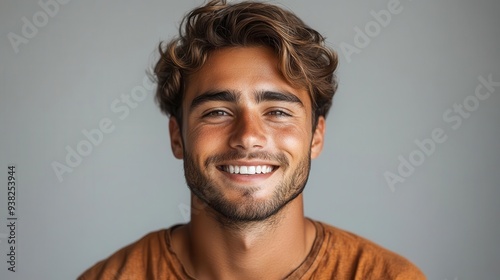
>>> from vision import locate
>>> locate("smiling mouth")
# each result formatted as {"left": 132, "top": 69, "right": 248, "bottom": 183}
{"left": 218, "top": 165, "right": 278, "bottom": 175}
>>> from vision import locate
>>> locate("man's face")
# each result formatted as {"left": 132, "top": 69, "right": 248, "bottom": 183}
{"left": 169, "top": 46, "right": 325, "bottom": 222}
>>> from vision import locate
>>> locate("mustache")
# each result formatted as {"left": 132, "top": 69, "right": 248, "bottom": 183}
{"left": 205, "top": 150, "right": 289, "bottom": 168}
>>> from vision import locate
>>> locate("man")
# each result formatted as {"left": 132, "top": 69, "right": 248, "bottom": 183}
{"left": 79, "top": 0, "right": 426, "bottom": 279}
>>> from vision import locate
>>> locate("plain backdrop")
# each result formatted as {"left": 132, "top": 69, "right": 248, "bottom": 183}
{"left": 1, "top": 0, "right": 499, "bottom": 279}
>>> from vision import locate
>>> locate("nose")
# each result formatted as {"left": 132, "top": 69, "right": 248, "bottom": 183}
{"left": 229, "top": 111, "right": 267, "bottom": 151}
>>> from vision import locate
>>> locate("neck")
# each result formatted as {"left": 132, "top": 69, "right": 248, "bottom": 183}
{"left": 172, "top": 194, "right": 316, "bottom": 280}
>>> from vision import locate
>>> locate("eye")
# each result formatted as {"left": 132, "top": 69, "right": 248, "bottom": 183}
{"left": 203, "top": 110, "right": 231, "bottom": 118}
{"left": 267, "top": 110, "right": 291, "bottom": 117}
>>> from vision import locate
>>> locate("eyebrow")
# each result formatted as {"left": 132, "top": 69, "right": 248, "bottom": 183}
{"left": 255, "top": 90, "right": 304, "bottom": 107}
{"left": 190, "top": 90, "right": 239, "bottom": 110}
{"left": 189, "top": 89, "right": 304, "bottom": 110}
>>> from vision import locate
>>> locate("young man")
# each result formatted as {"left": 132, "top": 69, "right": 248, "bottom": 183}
{"left": 79, "top": 1, "right": 425, "bottom": 279}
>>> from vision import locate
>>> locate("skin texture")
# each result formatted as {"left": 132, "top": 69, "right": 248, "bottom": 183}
{"left": 168, "top": 46, "right": 326, "bottom": 280}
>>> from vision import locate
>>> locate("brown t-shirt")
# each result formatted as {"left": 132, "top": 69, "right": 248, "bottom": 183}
{"left": 78, "top": 220, "right": 425, "bottom": 279}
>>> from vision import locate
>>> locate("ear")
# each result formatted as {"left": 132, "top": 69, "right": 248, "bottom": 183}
{"left": 310, "top": 116, "right": 325, "bottom": 159}
{"left": 169, "top": 117, "right": 184, "bottom": 159}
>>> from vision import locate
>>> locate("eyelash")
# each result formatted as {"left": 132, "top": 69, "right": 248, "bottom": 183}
{"left": 267, "top": 110, "right": 291, "bottom": 117}
{"left": 203, "top": 110, "right": 231, "bottom": 118}
{"left": 202, "top": 109, "right": 292, "bottom": 119}
{"left": 204, "top": 110, "right": 230, "bottom": 117}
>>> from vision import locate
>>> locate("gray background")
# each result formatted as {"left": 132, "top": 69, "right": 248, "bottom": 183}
{"left": 1, "top": 0, "right": 499, "bottom": 279}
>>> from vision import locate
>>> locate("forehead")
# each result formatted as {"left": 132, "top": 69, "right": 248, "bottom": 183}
{"left": 183, "top": 46, "right": 311, "bottom": 107}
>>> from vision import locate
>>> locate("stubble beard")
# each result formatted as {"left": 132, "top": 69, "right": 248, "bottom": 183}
{"left": 183, "top": 150, "right": 311, "bottom": 227}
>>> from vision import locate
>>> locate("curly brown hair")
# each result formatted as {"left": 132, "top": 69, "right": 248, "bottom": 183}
{"left": 153, "top": 0, "right": 338, "bottom": 129}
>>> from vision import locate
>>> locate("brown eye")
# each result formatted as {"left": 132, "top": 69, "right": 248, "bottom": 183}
{"left": 204, "top": 110, "right": 230, "bottom": 117}
{"left": 267, "top": 110, "right": 291, "bottom": 117}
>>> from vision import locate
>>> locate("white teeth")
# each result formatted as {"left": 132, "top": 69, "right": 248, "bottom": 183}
{"left": 256, "top": 166, "right": 262, "bottom": 173}
{"left": 248, "top": 166, "right": 256, "bottom": 174}
{"left": 223, "top": 165, "right": 274, "bottom": 175}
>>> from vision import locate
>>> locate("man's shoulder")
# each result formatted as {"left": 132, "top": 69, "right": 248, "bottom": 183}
{"left": 77, "top": 226, "right": 186, "bottom": 280}
{"left": 307, "top": 220, "right": 426, "bottom": 279}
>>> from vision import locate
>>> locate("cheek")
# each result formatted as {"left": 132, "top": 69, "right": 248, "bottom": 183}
{"left": 184, "top": 125, "right": 221, "bottom": 156}
{"left": 272, "top": 126, "right": 311, "bottom": 156}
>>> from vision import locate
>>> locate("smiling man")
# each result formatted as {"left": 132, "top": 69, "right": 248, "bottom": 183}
{"left": 79, "top": 1, "right": 425, "bottom": 279}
